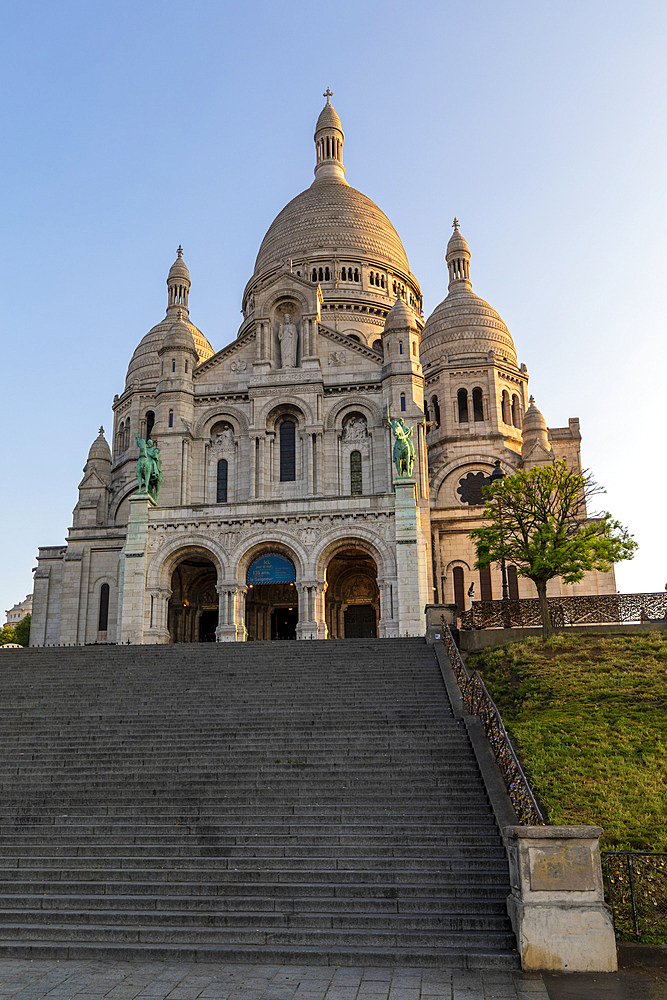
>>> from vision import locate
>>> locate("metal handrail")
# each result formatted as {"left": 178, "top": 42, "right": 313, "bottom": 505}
{"left": 441, "top": 620, "right": 545, "bottom": 826}
{"left": 601, "top": 852, "right": 667, "bottom": 940}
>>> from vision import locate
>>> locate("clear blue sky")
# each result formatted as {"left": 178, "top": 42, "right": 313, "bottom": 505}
{"left": 2, "top": 0, "right": 666, "bottom": 617}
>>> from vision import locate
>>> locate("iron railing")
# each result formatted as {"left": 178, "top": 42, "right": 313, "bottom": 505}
{"left": 601, "top": 852, "right": 667, "bottom": 940}
{"left": 441, "top": 621, "right": 544, "bottom": 825}
{"left": 459, "top": 592, "right": 667, "bottom": 630}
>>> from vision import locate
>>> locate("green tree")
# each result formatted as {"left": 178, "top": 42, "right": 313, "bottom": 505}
{"left": 0, "top": 625, "right": 17, "bottom": 646}
{"left": 13, "top": 614, "right": 31, "bottom": 647}
{"left": 470, "top": 462, "right": 636, "bottom": 638}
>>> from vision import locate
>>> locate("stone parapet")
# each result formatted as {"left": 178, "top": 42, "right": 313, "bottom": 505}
{"left": 504, "top": 825, "right": 617, "bottom": 972}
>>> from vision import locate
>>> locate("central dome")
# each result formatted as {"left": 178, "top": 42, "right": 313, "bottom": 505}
{"left": 253, "top": 180, "right": 410, "bottom": 278}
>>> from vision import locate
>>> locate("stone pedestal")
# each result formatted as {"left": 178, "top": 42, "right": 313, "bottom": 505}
{"left": 394, "top": 478, "right": 429, "bottom": 636}
{"left": 216, "top": 585, "right": 247, "bottom": 642}
{"left": 119, "top": 494, "right": 156, "bottom": 645}
{"left": 296, "top": 580, "right": 328, "bottom": 640}
{"left": 505, "top": 825, "right": 617, "bottom": 972}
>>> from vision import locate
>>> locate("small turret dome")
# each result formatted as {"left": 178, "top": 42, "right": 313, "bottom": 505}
{"left": 160, "top": 312, "right": 198, "bottom": 354}
{"left": 168, "top": 246, "right": 190, "bottom": 283}
{"left": 384, "top": 296, "right": 415, "bottom": 332}
{"left": 420, "top": 220, "right": 517, "bottom": 366}
{"left": 315, "top": 97, "right": 343, "bottom": 133}
{"left": 87, "top": 427, "right": 111, "bottom": 464}
{"left": 521, "top": 396, "right": 554, "bottom": 467}
{"left": 125, "top": 252, "right": 213, "bottom": 388}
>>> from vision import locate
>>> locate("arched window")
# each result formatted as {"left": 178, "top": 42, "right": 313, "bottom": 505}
{"left": 280, "top": 420, "right": 296, "bottom": 482}
{"left": 424, "top": 400, "right": 430, "bottom": 424}
{"left": 324, "top": 266, "right": 330, "bottom": 280}
{"left": 168, "top": 410, "right": 174, "bottom": 428}
{"left": 380, "top": 275, "right": 385, "bottom": 288}
{"left": 341, "top": 268, "right": 346, "bottom": 281}
{"left": 354, "top": 268, "right": 359, "bottom": 281}
{"left": 399, "top": 341, "right": 403, "bottom": 354}
{"left": 479, "top": 566, "right": 493, "bottom": 601}
{"left": 400, "top": 393, "right": 406, "bottom": 412}
{"left": 371, "top": 339, "right": 383, "bottom": 357}
{"left": 350, "top": 450, "right": 362, "bottom": 495}
{"left": 453, "top": 567, "right": 465, "bottom": 614}
{"left": 473, "top": 387, "right": 484, "bottom": 422}
{"left": 98, "top": 584, "right": 109, "bottom": 632}
{"left": 312, "top": 268, "right": 317, "bottom": 282}
{"left": 318, "top": 267, "right": 323, "bottom": 281}
{"left": 172, "top": 359, "right": 176, "bottom": 373}
{"left": 501, "top": 390, "right": 510, "bottom": 424}
{"left": 432, "top": 395, "right": 441, "bottom": 427}
{"left": 507, "top": 565, "right": 520, "bottom": 600}
{"left": 458, "top": 388, "right": 469, "bottom": 422}
{"left": 145, "top": 411, "right": 155, "bottom": 440}
{"left": 216, "top": 459, "right": 228, "bottom": 503}
{"left": 511, "top": 394, "right": 521, "bottom": 427}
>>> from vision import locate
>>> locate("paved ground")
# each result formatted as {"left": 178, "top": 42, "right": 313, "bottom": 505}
{"left": 0, "top": 960, "right": 662, "bottom": 1000}
{"left": 0, "top": 960, "right": 550, "bottom": 1000}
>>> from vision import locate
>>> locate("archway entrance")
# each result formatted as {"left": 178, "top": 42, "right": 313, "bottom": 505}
{"left": 167, "top": 553, "right": 218, "bottom": 642}
{"left": 245, "top": 552, "right": 298, "bottom": 640}
{"left": 325, "top": 546, "right": 379, "bottom": 638}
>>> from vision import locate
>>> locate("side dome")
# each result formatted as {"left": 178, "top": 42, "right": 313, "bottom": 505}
{"left": 420, "top": 221, "right": 517, "bottom": 367}
{"left": 253, "top": 182, "right": 410, "bottom": 278}
{"left": 125, "top": 250, "right": 213, "bottom": 388}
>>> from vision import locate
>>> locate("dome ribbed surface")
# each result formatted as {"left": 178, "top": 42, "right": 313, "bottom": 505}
{"left": 126, "top": 318, "right": 213, "bottom": 387}
{"left": 384, "top": 297, "right": 415, "bottom": 331}
{"left": 87, "top": 431, "right": 111, "bottom": 463}
{"left": 447, "top": 229, "right": 470, "bottom": 257}
{"left": 161, "top": 319, "right": 198, "bottom": 353}
{"left": 254, "top": 181, "right": 410, "bottom": 277}
{"left": 421, "top": 287, "right": 517, "bottom": 364}
{"left": 315, "top": 102, "right": 343, "bottom": 133}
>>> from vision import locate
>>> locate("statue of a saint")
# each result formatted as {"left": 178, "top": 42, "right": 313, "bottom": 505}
{"left": 278, "top": 313, "right": 298, "bottom": 368}
{"left": 387, "top": 410, "right": 416, "bottom": 478}
{"left": 136, "top": 431, "right": 163, "bottom": 502}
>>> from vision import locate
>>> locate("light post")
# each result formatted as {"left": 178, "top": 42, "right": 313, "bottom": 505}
{"left": 489, "top": 459, "right": 509, "bottom": 601}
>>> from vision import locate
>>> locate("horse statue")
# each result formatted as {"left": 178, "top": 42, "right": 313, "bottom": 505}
{"left": 387, "top": 407, "right": 416, "bottom": 478}
{"left": 135, "top": 431, "right": 163, "bottom": 502}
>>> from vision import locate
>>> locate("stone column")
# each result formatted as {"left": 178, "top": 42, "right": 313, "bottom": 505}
{"left": 296, "top": 580, "right": 328, "bottom": 639}
{"left": 504, "top": 825, "right": 617, "bottom": 972}
{"left": 144, "top": 587, "right": 171, "bottom": 644}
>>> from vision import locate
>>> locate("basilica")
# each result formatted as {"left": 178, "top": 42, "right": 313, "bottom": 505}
{"left": 30, "top": 94, "right": 614, "bottom": 646}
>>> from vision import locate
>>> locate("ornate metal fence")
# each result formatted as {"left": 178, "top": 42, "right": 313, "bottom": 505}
{"left": 441, "top": 621, "right": 544, "bottom": 825}
{"left": 460, "top": 592, "right": 667, "bottom": 630}
{"left": 601, "top": 853, "right": 667, "bottom": 940}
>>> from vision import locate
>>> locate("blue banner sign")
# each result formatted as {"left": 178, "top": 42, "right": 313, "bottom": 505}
{"left": 247, "top": 553, "right": 296, "bottom": 585}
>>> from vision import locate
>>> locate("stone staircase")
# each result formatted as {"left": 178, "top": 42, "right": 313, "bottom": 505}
{"left": 0, "top": 639, "right": 518, "bottom": 967}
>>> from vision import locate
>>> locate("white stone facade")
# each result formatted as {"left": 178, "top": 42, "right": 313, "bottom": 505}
{"left": 31, "top": 96, "right": 613, "bottom": 646}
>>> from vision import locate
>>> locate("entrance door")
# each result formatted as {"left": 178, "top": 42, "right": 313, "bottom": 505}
{"left": 344, "top": 604, "right": 377, "bottom": 638}
{"left": 271, "top": 607, "right": 298, "bottom": 640}
{"left": 198, "top": 609, "right": 218, "bottom": 642}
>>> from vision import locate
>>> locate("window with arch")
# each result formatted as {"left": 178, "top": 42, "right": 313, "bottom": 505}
{"left": 431, "top": 395, "right": 441, "bottom": 427}
{"left": 371, "top": 338, "right": 383, "bottom": 357}
{"left": 324, "top": 266, "right": 330, "bottom": 280}
{"left": 350, "top": 450, "right": 362, "bottom": 495}
{"left": 216, "top": 459, "right": 228, "bottom": 503}
{"left": 511, "top": 394, "right": 521, "bottom": 428}
{"left": 98, "top": 583, "right": 110, "bottom": 632}
{"left": 424, "top": 400, "right": 430, "bottom": 424}
{"left": 501, "top": 390, "right": 511, "bottom": 424}
{"left": 399, "top": 341, "right": 403, "bottom": 354}
{"left": 457, "top": 388, "right": 469, "bottom": 422}
{"left": 171, "top": 359, "right": 176, "bottom": 373}
{"left": 472, "top": 387, "right": 484, "bottom": 422}
{"left": 168, "top": 410, "right": 174, "bottom": 428}
{"left": 400, "top": 393, "right": 406, "bottom": 412}
{"left": 145, "top": 410, "right": 155, "bottom": 440}
{"left": 452, "top": 566, "right": 465, "bottom": 614}
{"left": 507, "top": 565, "right": 520, "bottom": 600}
{"left": 318, "top": 267, "right": 324, "bottom": 281}
{"left": 279, "top": 419, "right": 296, "bottom": 482}
{"left": 312, "top": 268, "right": 317, "bottom": 282}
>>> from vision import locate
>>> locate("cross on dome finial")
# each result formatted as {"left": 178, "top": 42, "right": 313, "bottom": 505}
{"left": 99, "top": 426, "right": 104, "bottom": 436}
{"left": 452, "top": 218, "right": 460, "bottom": 231}
{"left": 176, "top": 245, "right": 183, "bottom": 258}
{"left": 323, "top": 88, "right": 333, "bottom": 103}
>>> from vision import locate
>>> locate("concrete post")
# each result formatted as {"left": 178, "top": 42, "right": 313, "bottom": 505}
{"left": 504, "top": 825, "right": 617, "bottom": 972}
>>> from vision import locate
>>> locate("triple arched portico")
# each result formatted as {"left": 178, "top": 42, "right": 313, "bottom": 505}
{"left": 144, "top": 531, "right": 395, "bottom": 643}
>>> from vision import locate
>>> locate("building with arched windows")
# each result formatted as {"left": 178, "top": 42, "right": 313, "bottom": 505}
{"left": 30, "top": 95, "right": 614, "bottom": 645}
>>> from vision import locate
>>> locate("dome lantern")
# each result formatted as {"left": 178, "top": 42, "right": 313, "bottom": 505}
{"left": 314, "top": 89, "right": 346, "bottom": 183}
{"left": 167, "top": 246, "right": 191, "bottom": 316}
{"left": 446, "top": 218, "right": 472, "bottom": 292}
